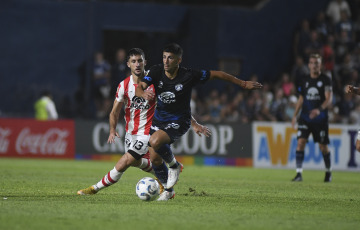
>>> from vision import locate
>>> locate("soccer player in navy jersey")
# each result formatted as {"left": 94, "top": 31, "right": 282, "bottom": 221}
{"left": 136, "top": 43, "right": 262, "bottom": 199}
{"left": 291, "top": 54, "right": 333, "bottom": 182}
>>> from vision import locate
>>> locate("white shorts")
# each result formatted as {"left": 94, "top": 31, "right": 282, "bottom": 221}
{"left": 124, "top": 133, "right": 150, "bottom": 160}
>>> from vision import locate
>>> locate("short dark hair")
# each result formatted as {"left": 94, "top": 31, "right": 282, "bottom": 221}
{"left": 163, "top": 43, "right": 183, "bottom": 57}
{"left": 126, "top": 48, "right": 145, "bottom": 62}
{"left": 309, "top": 53, "right": 322, "bottom": 61}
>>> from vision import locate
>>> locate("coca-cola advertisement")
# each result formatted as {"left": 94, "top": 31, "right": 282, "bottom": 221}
{"left": 0, "top": 119, "right": 75, "bottom": 159}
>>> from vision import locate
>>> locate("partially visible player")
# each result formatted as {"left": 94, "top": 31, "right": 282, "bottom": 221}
{"left": 77, "top": 48, "right": 210, "bottom": 200}
{"left": 291, "top": 53, "right": 333, "bottom": 182}
{"left": 136, "top": 43, "right": 262, "bottom": 197}
{"left": 345, "top": 84, "right": 360, "bottom": 152}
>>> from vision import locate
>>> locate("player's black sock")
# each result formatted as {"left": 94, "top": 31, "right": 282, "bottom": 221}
{"left": 295, "top": 151, "right": 304, "bottom": 169}
{"left": 152, "top": 161, "right": 168, "bottom": 185}
{"left": 157, "top": 144, "right": 174, "bottom": 163}
{"left": 323, "top": 152, "right": 331, "bottom": 170}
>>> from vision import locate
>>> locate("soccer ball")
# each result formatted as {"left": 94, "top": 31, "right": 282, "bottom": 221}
{"left": 135, "top": 177, "right": 160, "bottom": 201}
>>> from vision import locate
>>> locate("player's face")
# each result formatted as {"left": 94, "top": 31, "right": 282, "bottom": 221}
{"left": 127, "top": 54, "right": 146, "bottom": 77}
{"left": 163, "top": 52, "right": 181, "bottom": 73}
{"left": 308, "top": 57, "right": 322, "bottom": 75}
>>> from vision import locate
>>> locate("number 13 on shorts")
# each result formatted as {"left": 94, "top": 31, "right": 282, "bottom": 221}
{"left": 124, "top": 132, "right": 150, "bottom": 157}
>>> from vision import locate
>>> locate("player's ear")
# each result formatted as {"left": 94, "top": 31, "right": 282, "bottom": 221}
{"left": 144, "top": 60, "right": 147, "bottom": 66}
{"left": 178, "top": 57, "right": 182, "bottom": 65}
{"left": 127, "top": 61, "right": 130, "bottom": 68}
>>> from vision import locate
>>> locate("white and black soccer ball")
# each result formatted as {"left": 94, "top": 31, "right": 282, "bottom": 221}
{"left": 135, "top": 177, "right": 160, "bottom": 201}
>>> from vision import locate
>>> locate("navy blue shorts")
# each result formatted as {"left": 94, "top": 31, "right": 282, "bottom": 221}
{"left": 297, "top": 119, "right": 329, "bottom": 145}
{"left": 150, "top": 119, "right": 191, "bottom": 144}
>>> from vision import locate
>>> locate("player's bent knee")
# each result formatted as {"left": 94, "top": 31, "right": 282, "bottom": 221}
{"left": 149, "top": 138, "right": 162, "bottom": 151}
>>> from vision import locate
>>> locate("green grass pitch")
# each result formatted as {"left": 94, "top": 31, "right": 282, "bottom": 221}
{"left": 1, "top": 158, "right": 359, "bottom": 230}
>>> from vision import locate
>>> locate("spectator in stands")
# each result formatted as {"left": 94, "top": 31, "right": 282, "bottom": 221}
{"left": 326, "top": 0, "right": 351, "bottom": 25}
{"left": 313, "top": 11, "right": 333, "bottom": 43}
{"left": 338, "top": 53, "right": 356, "bottom": 86}
{"left": 279, "top": 72, "right": 295, "bottom": 97}
{"left": 93, "top": 52, "right": 112, "bottom": 119}
{"left": 335, "top": 9, "right": 355, "bottom": 42}
{"left": 293, "top": 19, "right": 312, "bottom": 60}
{"left": 304, "top": 30, "right": 323, "bottom": 59}
{"left": 111, "top": 48, "right": 129, "bottom": 97}
{"left": 201, "top": 89, "right": 224, "bottom": 123}
{"left": 34, "top": 90, "right": 58, "bottom": 121}
{"left": 337, "top": 89, "right": 355, "bottom": 123}
{"left": 284, "top": 94, "right": 297, "bottom": 121}
{"left": 270, "top": 88, "right": 287, "bottom": 121}
{"left": 291, "top": 56, "right": 309, "bottom": 88}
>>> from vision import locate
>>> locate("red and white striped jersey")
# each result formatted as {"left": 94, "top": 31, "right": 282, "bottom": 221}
{"left": 115, "top": 75, "right": 156, "bottom": 135}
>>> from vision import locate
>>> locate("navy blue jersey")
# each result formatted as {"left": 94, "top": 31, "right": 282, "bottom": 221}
{"left": 142, "top": 64, "right": 210, "bottom": 122}
{"left": 297, "top": 73, "right": 332, "bottom": 123}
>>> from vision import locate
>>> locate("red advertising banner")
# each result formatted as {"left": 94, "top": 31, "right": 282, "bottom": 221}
{"left": 0, "top": 119, "right": 75, "bottom": 159}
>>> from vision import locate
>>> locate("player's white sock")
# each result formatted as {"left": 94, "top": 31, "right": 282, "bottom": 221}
{"left": 93, "top": 167, "right": 123, "bottom": 191}
{"left": 167, "top": 158, "right": 177, "bottom": 168}
{"left": 296, "top": 168, "right": 303, "bottom": 173}
{"left": 138, "top": 158, "right": 155, "bottom": 176}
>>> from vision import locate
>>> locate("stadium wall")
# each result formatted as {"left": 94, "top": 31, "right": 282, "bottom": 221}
{"left": 74, "top": 120, "right": 253, "bottom": 167}
{"left": 2, "top": 118, "right": 360, "bottom": 171}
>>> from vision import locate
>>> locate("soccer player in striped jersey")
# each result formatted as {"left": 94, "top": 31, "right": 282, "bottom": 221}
{"left": 77, "top": 48, "right": 210, "bottom": 200}
{"left": 136, "top": 43, "right": 262, "bottom": 198}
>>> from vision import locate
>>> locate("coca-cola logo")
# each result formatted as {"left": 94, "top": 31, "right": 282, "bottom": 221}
{"left": 0, "top": 128, "right": 11, "bottom": 153}
{"left": 16, "top": 128, "right": 69, "bottom": 155}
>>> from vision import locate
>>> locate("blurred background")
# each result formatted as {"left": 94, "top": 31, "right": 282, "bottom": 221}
{"left": 2, "top": 0, "right": 360, "bottom": 124}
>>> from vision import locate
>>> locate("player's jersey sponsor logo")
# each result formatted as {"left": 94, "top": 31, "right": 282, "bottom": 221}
{"left": 175, "top": 84, "right": 183, "bottom": 91}
{"left": 158, "top": 92, "right": 176, "bottom": 104}
{"left": 306, "top": 87, "right": 320, "bottom": 100}
{"left": 130, "top": 96, "right": 150, "bottom": 109}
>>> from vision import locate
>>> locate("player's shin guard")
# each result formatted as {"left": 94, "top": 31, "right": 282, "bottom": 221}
{"left": 152, "top": 161, "right": 168, "bottom": 186}
{"left": 323, "top": 152, "right": 331, "bottom": 172}
{"left": 295, "top": 151, "right": 304, "bottom": 173}
{"left": 94, "top": 167, "right": 123, "bottom": 191}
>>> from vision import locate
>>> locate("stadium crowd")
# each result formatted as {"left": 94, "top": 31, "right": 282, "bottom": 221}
{"left": 92, "top": 0, "right": 360, "bottom": 125}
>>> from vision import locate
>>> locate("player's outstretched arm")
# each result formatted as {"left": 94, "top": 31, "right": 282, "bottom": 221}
{"left": 107, "top": 100, "right": 123, "bottom": 144}
{"left": 191, "top": 116, "right": 212, "bottom": 137}
{"left": 209, "top": 70, "right": 263, "bottom": 90}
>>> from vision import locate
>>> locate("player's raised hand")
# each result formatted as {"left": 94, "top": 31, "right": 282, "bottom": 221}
{"left": 243, "top": 81, "right": 263, "bottom": 90}
{"left": 107, "top": 132, "right": 120, "bottom": 144}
